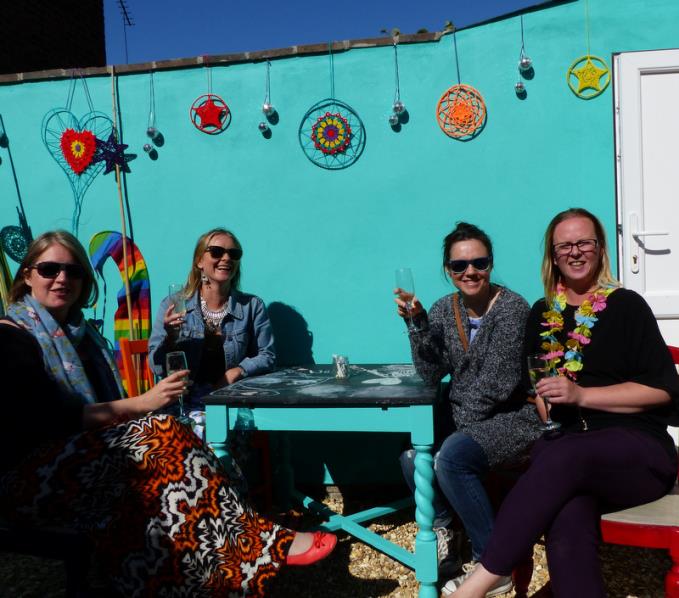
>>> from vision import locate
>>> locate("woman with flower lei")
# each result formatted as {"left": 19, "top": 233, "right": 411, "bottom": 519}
{"left": 450, "top": 208, "right": 679, "bottom": 598}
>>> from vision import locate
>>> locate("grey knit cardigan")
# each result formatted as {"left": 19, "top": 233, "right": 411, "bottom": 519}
{"left": 409, "top": 286, "right": 542, "bottom": 467}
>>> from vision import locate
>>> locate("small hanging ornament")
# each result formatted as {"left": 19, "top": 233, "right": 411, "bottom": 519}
{"left": 436, "top": 31, "right": 486, "bottom": 140}
{"left": 190, "top": 59, "right": 232, "bottom": 134}
{"left": 566, "top": 0, "right": 610, "bottom": 99}
{"left": 515, "top": 15, "right": 532, "bottom": 97}
{"left": 259, "top": 61, "right": 277, "bottom": 134}
{"left": 388, "top": 39, "right": 407, "bottom": 127}
{"left": 298, "top": 42, "right": 366, "bottom": 169}
{"left": 145, "top": 72, "right": 162, "bottom": 154}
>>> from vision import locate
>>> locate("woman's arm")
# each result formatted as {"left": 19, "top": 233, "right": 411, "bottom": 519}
{"left": 148, "top": 295, "right": 176, "bottom": 377}
{"left": 228, "top": 297, "right": 276, "bottom": 383}
{"left": 536, "top": 378, "right": 670, "bottom": 413}
{"left": 407, "top": 298, "right": 452, "bottom": 386}
{"left": 82, "top": 369, "right": 189, "bottom": 429}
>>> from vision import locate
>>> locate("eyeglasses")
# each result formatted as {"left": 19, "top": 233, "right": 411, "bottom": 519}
{"left": 29, "top": 261, "right": 86, "bottom": 279}
{"left": 552, "top": 239, "right": 598, "bottom": 256}
{"left": 205, "top": 246, "right": 243, "bottom": 260}
{"left": 446, "top": 256, "right": 492, "bottom": 274}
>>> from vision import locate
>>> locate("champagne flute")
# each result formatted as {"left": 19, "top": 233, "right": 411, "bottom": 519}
{"left": 168, "top": 283, "right": 186, "bottom": 315}
{"left": 166, "top": 351, "right": 189, "bottom": 421}
{"left": 395, "top": 268, "right": 417, "bottom": 332}
{"left": 527, "top": 353, "right": 561, "bottom": 431}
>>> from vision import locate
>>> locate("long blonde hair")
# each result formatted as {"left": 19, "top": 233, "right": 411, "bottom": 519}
{"left": 9, "top": 230, "right": 98, "bottom": 310}
{"left": 183, "top": 228, "right": 242, "bottom": 297}
{"left": 541, "top": 208, "right": 619, "bottom": 303}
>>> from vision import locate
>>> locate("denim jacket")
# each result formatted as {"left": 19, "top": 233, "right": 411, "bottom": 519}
{"left": 148, "top": 289, "right": 275, "bottom": 406}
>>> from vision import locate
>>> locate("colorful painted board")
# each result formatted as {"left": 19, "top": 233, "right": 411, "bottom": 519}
{"left": 89, "top": 231, "right": 151, "bottom": 392}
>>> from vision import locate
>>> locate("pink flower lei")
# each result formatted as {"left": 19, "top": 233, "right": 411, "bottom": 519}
{"left": 539, "top": 283, "right": 616, "bottom": 380}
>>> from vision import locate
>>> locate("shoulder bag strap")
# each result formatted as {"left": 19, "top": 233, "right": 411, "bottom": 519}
{"left": 452, "top": 293, "right": 469, "bottom": 352}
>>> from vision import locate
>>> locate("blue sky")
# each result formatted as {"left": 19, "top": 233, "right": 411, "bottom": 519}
{"left": 103, "top": 0, "right": 550, "bottom": 65}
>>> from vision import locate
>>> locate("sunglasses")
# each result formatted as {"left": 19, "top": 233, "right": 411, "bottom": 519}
{"left": 205, "top": 246, "right": 243, "bottom": 260}
{"left": 446, "top": 256, "right": 492, "bottom": 274}
{"left": 29, "top": 261, "right": 86, "bottom": 279}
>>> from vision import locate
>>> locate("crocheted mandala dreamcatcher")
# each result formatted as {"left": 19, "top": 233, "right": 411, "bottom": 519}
{"left": 298, "top": 43, "right": 366, "bottom": 169}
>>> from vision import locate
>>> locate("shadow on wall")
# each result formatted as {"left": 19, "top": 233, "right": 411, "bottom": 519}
{"left": 267, "top": 301, "right": 314, "bottom": 366}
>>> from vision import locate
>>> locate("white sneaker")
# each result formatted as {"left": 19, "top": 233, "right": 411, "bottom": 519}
{"left": 434, "top": 526, "right": 454, "bottom": 565}
{"left": 441, "top": 561, "right": 513, "bottom": 597}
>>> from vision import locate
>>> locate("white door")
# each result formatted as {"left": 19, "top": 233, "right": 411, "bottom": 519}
{"left": 615, "top": 49, "right": 679, "bottom": 343}
{"left": 615, "top": 50, "right": 679, "bottom": 443}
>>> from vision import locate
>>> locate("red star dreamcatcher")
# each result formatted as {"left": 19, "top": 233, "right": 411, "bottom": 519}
{"left": 189, "top": 60, "right": 232, "bottom": 135}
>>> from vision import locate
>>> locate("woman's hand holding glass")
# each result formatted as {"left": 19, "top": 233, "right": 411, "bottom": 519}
{"left": 163, "top": 303, "right": 185, "bottom": 337}
{"left": 535, "top": 375, "right": 584, "bottom": 408}
{"left": 141, "top": 370, "right": 189, "bottom": 412}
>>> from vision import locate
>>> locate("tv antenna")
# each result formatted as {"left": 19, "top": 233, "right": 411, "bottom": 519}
{"left": 116, "top": 0, "right": 135, "bottom": 64}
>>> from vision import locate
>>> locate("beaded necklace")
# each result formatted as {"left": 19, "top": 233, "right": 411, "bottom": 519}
{"left": 540, "top": 283, "right": 615, "bottom": 380}
{"left": 200, "top": 296, "right": 228, "bottom": 334}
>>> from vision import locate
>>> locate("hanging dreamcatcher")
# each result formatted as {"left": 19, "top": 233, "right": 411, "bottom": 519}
{"left": 298, "top": 42, "right": 366, "bottom": 170}
{"left": 566, "top": 0, "right": 610, "bottom": 99}
{"left": 41, "top": 72, "right": 116, "bottom": 235}
{"left": 436, "top": 31, "right": 487, "bottom": 140}
{"left": 0, "top": 114, "right": 33, "bottom": 263}
{"left": 190, "top": 59, "right": 232, "bottom": 134}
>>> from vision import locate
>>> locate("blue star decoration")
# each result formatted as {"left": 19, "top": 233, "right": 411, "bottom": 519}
{"left": 93, "top": 133, "right": 135, "bottom": 175}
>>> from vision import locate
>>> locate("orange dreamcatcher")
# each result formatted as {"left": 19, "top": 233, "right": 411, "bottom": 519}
{"left": 436, "top": 32, "right": 487, "bottom": 140}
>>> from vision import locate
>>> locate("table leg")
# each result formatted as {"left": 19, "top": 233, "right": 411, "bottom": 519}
{"left": 413, "top": 442, "right": 438, "bottom": 598}
{"left": 271, "top": 432, "right": 295, "bottom": 510}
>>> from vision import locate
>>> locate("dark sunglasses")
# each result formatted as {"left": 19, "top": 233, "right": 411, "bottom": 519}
{"left": 205, "top": 246, "right": 243, "bottom": 260}
{"left": 29, "top": 261, "right": 86, "bottom": 279}
{"left": 446, "top": 256, "right": 492, "bottom": 274}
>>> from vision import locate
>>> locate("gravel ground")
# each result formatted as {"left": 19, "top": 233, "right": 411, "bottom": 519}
{"left": 1, "top": 491, "right": 670, "bottom": 597}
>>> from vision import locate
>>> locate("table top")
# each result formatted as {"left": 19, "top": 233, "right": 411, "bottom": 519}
{"left": 204, "top": 364, "right": 437, "bottom": 407}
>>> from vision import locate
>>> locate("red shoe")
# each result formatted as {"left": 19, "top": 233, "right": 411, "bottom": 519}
{"left": 286, "top": 531, "right": 337, "bottom": 566}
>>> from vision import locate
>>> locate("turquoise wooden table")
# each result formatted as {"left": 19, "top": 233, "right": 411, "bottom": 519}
{"left": 204, "top": 364, "right": 439, "bottom": 598}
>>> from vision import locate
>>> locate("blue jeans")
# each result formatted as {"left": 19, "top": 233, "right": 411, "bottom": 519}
{"left": 400, "top": 432, "right": 494, "bottom": 560}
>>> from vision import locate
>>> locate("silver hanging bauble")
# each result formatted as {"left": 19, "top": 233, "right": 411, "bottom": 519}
{"left": 392, "top": 100, "right": 405, "bottom": 114}
{"left": 262, "top": 102, "right": 275, "bottom": 116}
{"left": 258, "top": 122, "right": 269, "bottom": 132}
{"left": 146, "top": 126, "right": 160, "bottom": 139}
{"left": 518, "top": 55, "right": 533, "bottom": 72}
{"left": 515, "top": 81, "right": 526, "bottom": 94}
{"left": 388, "top": 113, "right": 400, "bottom": 126}
{"left": 143, "top": 143, "right": 153, "bottom": 153}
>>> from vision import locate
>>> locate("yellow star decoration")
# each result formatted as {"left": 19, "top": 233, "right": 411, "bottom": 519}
{"left": 567, "top": 55, "right": 611, "bottom": 99}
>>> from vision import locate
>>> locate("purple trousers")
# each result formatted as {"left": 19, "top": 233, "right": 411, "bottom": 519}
{"left": 481, "top": 427, "right": 677, "bottom": 597}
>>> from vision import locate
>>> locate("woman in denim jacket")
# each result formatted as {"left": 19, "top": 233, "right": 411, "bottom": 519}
{"left": 149, "top": 227, "right": 275, "bottom": 435}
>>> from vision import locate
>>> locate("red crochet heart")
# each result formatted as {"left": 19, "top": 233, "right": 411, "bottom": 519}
{"left": 60, "top": 128, "right": 97, "bottom": 175}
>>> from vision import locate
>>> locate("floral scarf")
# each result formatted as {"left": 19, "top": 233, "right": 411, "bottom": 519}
{"left": 7, "top": 295, "right": 123, "bottom": 404}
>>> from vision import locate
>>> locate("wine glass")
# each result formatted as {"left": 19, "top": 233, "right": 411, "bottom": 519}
{"left": 395, "top": 268, "right": 417, "bottom": 332}
{"left": 168, "top": 283, "right": 186, "bottom": 315}
{"left": 166, "top": 350, "right": 189, "bottom": 421}
{"left": 527, "top": 353, "right": 561, "bottom": 431}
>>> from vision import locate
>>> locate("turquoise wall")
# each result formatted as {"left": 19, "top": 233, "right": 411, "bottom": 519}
{"left": 1, "top": 0, "right": 677, "bottom": 481}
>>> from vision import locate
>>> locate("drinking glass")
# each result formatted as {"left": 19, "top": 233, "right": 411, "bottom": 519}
{"left": 527, "top": 353, "right": 561, "bottom": 431}
{"left": 166, "top": 350, "right": 189, "bottom": 420}
{"left": 395, "top": 268, "right": 417, "bottom": 332}
{"left": 168, "top": 283, "right": 186, "bottom": 315}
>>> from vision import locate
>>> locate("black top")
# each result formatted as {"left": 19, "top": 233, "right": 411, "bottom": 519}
{"left": 0, "top": 325, "right": 84, "bottom": 474}
{"left": 524, "top": 288, "right": 679, "bottom": 459}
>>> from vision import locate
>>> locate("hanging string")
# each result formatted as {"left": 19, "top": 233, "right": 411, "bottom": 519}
{"left": 65, "top": 70, "right": 95, "bottom": 112}
{"left": 263, "top": 60, "right": 271, "bottom": 104}
{"left": 148, "top": 71, "right": 156, "bottom": 129}
{"left": 584, "top": 0, "right": 591, "bottom": 56}
{"left": 393, "top": 43, "right": 401, "bottom": 103}
{"left": 519, "top": 15, "right": 527, "bottom": 60}
{"left": 204, "top": 56, "right": 213, "bottom": 95}
{"left": 452, "top": 31, "right": 462, "bottom": 85}
{"left": 328, "top": 42, "right": 335, "bottom": 98}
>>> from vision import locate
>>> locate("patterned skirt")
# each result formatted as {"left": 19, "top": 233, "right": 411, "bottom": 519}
{"left": 0, "top": 414, "right": 293, "bottom": 597}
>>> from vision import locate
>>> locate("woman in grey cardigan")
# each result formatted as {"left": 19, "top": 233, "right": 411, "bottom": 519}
{"left": 395, "top": 222, "right": 541, "bottom": 595}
